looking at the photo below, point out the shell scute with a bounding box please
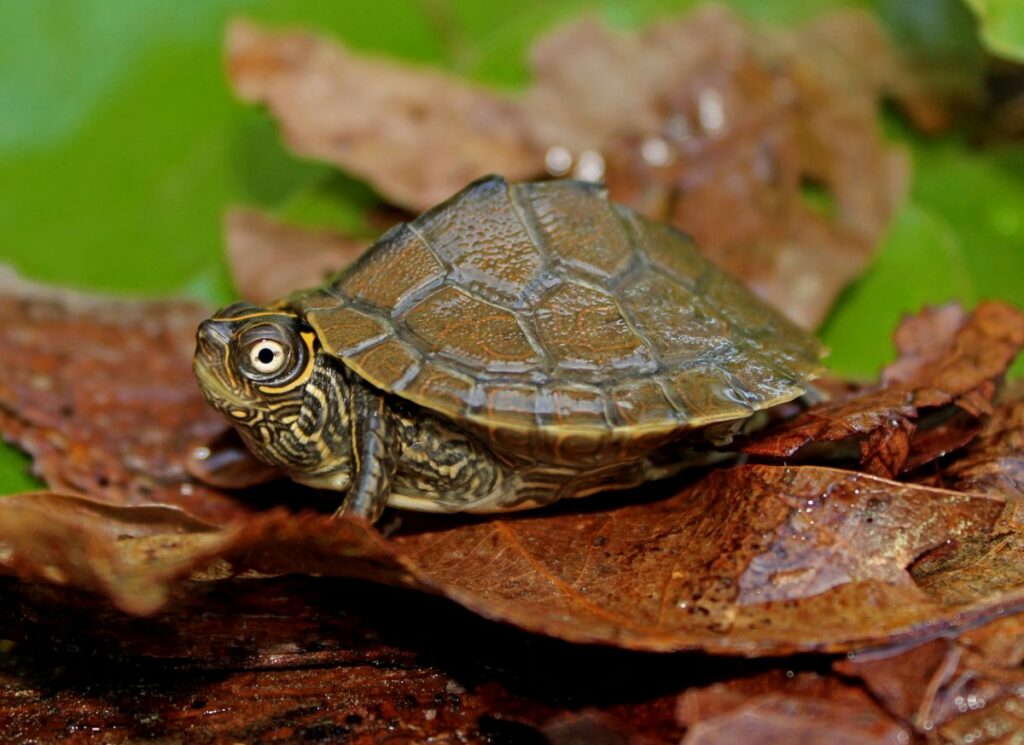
[305,305,389,356]
[631,215,709,289]
[519,180,634,280]
[620,270,732,359]
[346,337,421,391]
[546,383,608,428]
[609,378,682,428]
[402,366,477,416]
[534,281,654,378]
[415,175,544,306]
[667,365,755,425]
[338,223,445,310]
[403,285,541,374]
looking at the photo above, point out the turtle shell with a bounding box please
[287,176,824,463]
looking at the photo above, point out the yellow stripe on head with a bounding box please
[257,331,318,395]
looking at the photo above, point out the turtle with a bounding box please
[194,175,824,522]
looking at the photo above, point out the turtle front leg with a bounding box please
[336,383,397,523]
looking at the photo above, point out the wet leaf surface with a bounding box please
[834,612,1024,740]
[228,8,916,328]
[744,302,1024,477]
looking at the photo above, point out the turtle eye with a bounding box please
[248,339,286,374]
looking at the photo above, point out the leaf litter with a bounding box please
[3,5,1024,742]
[1,268,1023,739]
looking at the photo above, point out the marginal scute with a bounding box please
[403,285,540,373]
[306,306,390,356]
[346,337,420,391]
[546,383,608,428]
[609,378,680,428]
[338,223,445,310]
[416,175,544,306]
[668,365,755,425]
[518,180,633,280]
[402,365,477,418]
[483,383,541,427]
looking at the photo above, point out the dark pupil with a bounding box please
[257,347,277,364]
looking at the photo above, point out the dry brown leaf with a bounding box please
[226,208,368,305]
[227,20,544,212]
[0,493,224,615]
[835,612,1024,740]
[228,9,915,328]
[0,270,245,525]
[0,465,1011,653]
[1,283,1022,656]
[676,671,910,745]
[744,302,1024,477]
[919,396,1024,506]
[567,8,910,329]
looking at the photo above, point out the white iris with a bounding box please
[249,340,285,374]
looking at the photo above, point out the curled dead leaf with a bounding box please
[835,612,1024,740]
[744,302,1024,478]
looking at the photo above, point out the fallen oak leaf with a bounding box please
[226,208,368,305]
[227,20,544,213]
[743,302,1024,477]
[0,465,1011,654]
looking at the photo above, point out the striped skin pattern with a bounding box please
[194,177,824,519]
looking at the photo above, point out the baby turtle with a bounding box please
[194,176,824,521]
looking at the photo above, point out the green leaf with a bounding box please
[963,0,1024,61]
[0,444,39,495]
[821,138,1024,379]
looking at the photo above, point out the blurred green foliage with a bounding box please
[965,0,1024,61]
[1,0,1022,493]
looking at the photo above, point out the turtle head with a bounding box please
[193,302,354,487]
